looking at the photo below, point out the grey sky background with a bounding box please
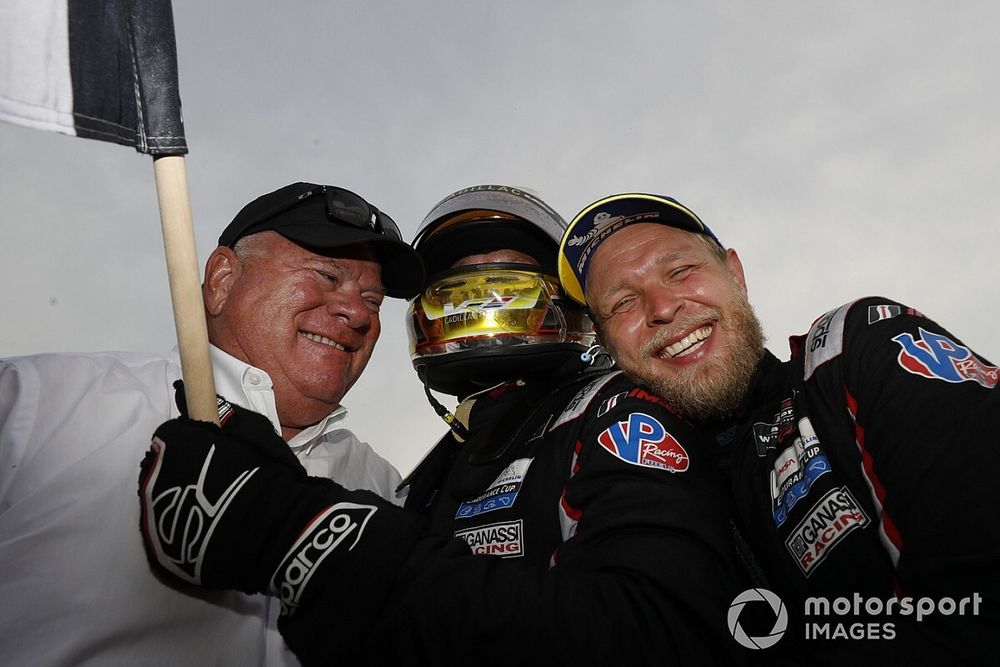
[2,1,998,475]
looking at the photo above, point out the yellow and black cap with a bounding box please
[557,193,721,305]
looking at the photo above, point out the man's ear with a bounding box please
[725,248,748,295]
[587,308,607,347]
[203,246,240,316]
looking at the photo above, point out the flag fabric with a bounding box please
[0,0,187,155]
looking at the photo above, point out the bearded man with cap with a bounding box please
[0,183,423,666]
[558,193,1000,664]
[135,185,753,666]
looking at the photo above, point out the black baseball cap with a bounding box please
[218,182,424,298]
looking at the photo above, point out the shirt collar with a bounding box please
[169,345,352,450]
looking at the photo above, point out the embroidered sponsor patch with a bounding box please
[868,304,923,324]
[753,396,796,456]
[770,417,831,527]
[455,519,524,558]
[597,413,689,472]
[568,210,664,274]
[597,387,677,419]
[867,304,901,324]
[456,458,532,519]
[773,446,800,490]
[596,391,628,418]
[893,328,998,389]
[785,486,869,576]
[551,371,621,429]
[803,303,851,380]
[215,396,235,426]
[272,502,378,616]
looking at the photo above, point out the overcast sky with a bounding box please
[2,1,998,475]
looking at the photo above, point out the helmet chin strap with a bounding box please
[418,367,471,441]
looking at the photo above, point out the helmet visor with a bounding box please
[408,265,594,357]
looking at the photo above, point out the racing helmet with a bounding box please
[407,185,596,396]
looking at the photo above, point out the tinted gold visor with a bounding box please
[407,265,594,357]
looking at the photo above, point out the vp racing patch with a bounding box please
[597,413,689,472]
[893,328,998,389]
[455,458,532,519]
[785,486,869,577]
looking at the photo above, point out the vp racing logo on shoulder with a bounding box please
[597,413,689,472]
[893,328,998,389]
[272,502,378,617]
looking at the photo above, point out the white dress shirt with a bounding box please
[0,346,401,666]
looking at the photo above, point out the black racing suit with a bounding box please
[280,367,752,665]
[710,297,1000,665]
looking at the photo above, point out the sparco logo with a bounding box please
[272,502,377,616]
[728,588,788,650]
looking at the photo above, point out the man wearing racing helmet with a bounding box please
[136,185,753,666]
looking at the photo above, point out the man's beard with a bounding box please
[617,287,765,423]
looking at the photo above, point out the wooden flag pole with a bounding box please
[152,155,219,424]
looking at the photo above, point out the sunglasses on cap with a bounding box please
[221,183,403,247]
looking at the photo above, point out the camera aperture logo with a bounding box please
[728,588,788,649]
[728,588,983,647]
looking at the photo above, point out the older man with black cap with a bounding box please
[0,182,423,666]
[556,192,1000,664]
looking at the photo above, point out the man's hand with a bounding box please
[138,383,365,597]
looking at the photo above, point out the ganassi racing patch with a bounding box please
[893,328,998,389]
[597,412,689,472]
[455,520,524,558]
[785,486,869,577]
[456,458,532,519]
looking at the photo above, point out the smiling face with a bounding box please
[204,232,384,438]
[585,223,765,421]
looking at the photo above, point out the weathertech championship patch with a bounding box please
[785,486,869,576]
[455,520,524,558]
